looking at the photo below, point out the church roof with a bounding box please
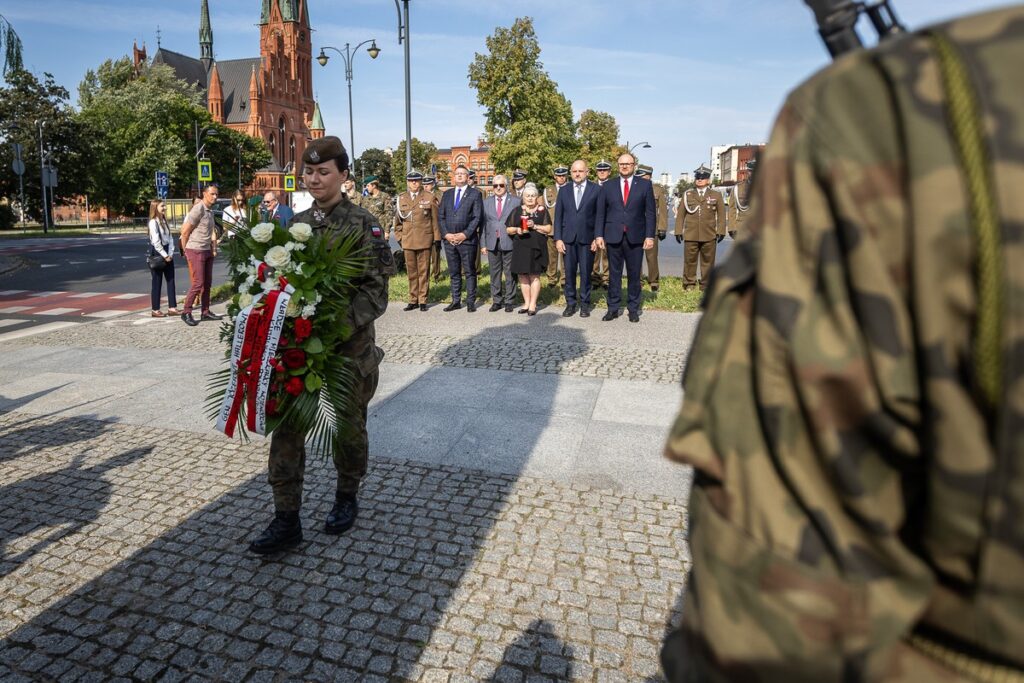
[310,101,324,130]
[152,48,207,90]
[216,58,262,124]
[261,0,299,24]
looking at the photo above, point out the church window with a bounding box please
[278,116,287,165]
[289,137,296,167]
[269,134,277,165]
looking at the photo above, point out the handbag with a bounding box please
[147,243,169,271]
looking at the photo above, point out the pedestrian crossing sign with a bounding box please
[197,160,213,182]
[284,175,296,192]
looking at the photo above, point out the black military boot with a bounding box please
[248,511,302,554]
[325,492,358,535]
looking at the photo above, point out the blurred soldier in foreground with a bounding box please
[662,5,1024,681]
[591,160,613,289]
[636,165,668,291]
[727,158,756,239]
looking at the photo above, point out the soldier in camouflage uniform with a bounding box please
[636,165,668,291]
[661,6,1024,681]
[362,176,395,239]
[249,136,396,555]
[591,160,613,289]
[543,166,568,288]
[424,176,446,282]
[342,177,364,209]
[674,166,724,291]
[727,158,756,239]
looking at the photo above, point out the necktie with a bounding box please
[495,196,503,238]
[575,184,582,209]
[622,178,630,206]
[454,188,462,209]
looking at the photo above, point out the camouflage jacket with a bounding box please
[664,6,1024,681]
[292,197,395,377]
[363,191,395,232]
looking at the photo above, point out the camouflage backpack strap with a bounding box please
[929,30,1004,409]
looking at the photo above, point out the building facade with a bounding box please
[709,144,733,181]
[132,0,325,199]
[718,143,765,184]
[432,139,493,187]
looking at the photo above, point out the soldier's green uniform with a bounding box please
[674,167,724,291]
[591,161,613,288]
[362,177,395,238]
[543,167,568,288]
[662,6,1024,681]
[637,165,668,290]
[726,160,755,239]
[424,177,446,282]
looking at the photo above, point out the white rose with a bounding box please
[238,292,254,309]
[284,241,296,251]
[285,298,301,318]
[293,263,304,276]
[264,245,291,269]
[251,223,275,243]
[301,303,317,318]
[289,223,313,242]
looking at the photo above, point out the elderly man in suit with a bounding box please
[437,165,485,312]
[594,153,656,323]
[554,159,600,318]
[481,174,520,312]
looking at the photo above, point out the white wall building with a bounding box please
[710,145,734,180]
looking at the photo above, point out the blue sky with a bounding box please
[5,0,1009,178]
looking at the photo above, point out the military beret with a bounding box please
[363,175,379,185]
[595,161,612,171]
[423,176,436,185]
[512,169,527,180]
[302,136,348,167]
[553,166,568,176]
[406,170,423,181]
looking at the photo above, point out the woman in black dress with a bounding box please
[506,184,551,315]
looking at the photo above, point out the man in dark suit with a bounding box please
[481,174,520,312]
[554,159,600,318]
[437,165,484,312]
[594,153,656,322]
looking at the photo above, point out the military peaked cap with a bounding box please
[595,160,612,171]
[302,136,348,168]
[406,170,423,181]
[423,176,436,185]
[553,166,568,176]
[468,169,477,178]
[512,169,527,180]
[636,165,653,177]
[694,167,712,180]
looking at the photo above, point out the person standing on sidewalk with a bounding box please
[393,170,439,312]
[591,160,613,290]
[636,165,668,291]
[179,184,223,326]
[146,200,178,318]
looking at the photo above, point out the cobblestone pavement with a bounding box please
[0,412,687,682]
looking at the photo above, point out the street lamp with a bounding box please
[626,141,652,155]
[317,40,380,181]
[393,0,413,173]
[34,119,48,233]
[194,122,219,196]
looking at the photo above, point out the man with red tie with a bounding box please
[594,153,656,322]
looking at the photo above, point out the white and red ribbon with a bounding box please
[216,270,295,437]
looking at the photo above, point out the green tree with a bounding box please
[389,137,438,192]
[577,109,625,169]
[0,68,88,223]
[355,148,394,194]
[674,178,696,197]
[467,17,578,185]
[0,14,23,76]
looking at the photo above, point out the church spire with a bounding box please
[199,0,213,70]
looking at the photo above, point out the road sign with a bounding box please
[197,160,212,182]
[12,143,23,160]
[11,159,24,176]
[157,186,169,199]
[430,163,437,176]
[155,170,169,188]
[44,167,58,188]
[284,175,296,192]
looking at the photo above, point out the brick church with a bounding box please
[132,0,325,198]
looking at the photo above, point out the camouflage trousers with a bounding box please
[267,367,380,512]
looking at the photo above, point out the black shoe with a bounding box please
[580,306,591,318]
[248,511,302,555]
[650,284,659,292]
[518,308,529,314]
[420,304,428,312]
[467,303,477,313]
[504,305,515,313]
[561,305,577,318]
[601,310,620,322]
[325,493,358,535]
[403,303,418,311]
[201,312,224,321]
[488,303,502,312]
[628,312,640,323]
[181,312,199,327]
[443,302,462,312]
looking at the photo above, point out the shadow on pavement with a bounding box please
[486,619,575,682]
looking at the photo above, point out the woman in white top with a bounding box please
[222,190,248,238]
[147,200,178,317]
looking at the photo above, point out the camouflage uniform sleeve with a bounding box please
[665,51,941,680]
[345,209,395,334]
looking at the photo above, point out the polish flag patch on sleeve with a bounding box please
[371,226,383,238]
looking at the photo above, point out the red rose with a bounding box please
[279,335,291,347]
[285,377,304,396]
[294,317,313,341]
[266,398,279,416]
[282,349,306,369]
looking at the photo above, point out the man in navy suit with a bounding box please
[437,165,484,312]
[594,153,656,322]
[554,159,600,318]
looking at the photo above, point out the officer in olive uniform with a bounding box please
[727,158,756,239]
[510,169,528,199]
[543,166,569,288]
[424,176,445,282]
[394,170,440,311]
[674,167,724,290]
[249,136,396,555]
[591,160,613,289]
[363,176,395,239]
[636,165,669,291]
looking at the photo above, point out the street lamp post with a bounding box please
[35,119,47,233]
[626,141,652,155]
[393,0,412,173]
[236,143,243,190]
[194,121,218,197]
[317,40,380,182]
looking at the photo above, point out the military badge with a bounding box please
[309,149,320,163]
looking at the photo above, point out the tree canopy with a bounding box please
[356,148,394,194]
[0,14,23,77]
[577,109,626,170]
[389,138,439,191]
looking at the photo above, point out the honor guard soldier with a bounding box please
[510,169,528,198]
[674,166,724,290]
[362,176,395,239]
[636,165,669,291]
[249,136,396,555]
[423,176,445,282]
[394,170,440,312]
[727,158,756,239]
[591,160,613,289]
[543,166,569,288]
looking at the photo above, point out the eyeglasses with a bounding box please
[618,162,634,167]
[493,183,506,188]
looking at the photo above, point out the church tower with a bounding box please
[199,0,213,70]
